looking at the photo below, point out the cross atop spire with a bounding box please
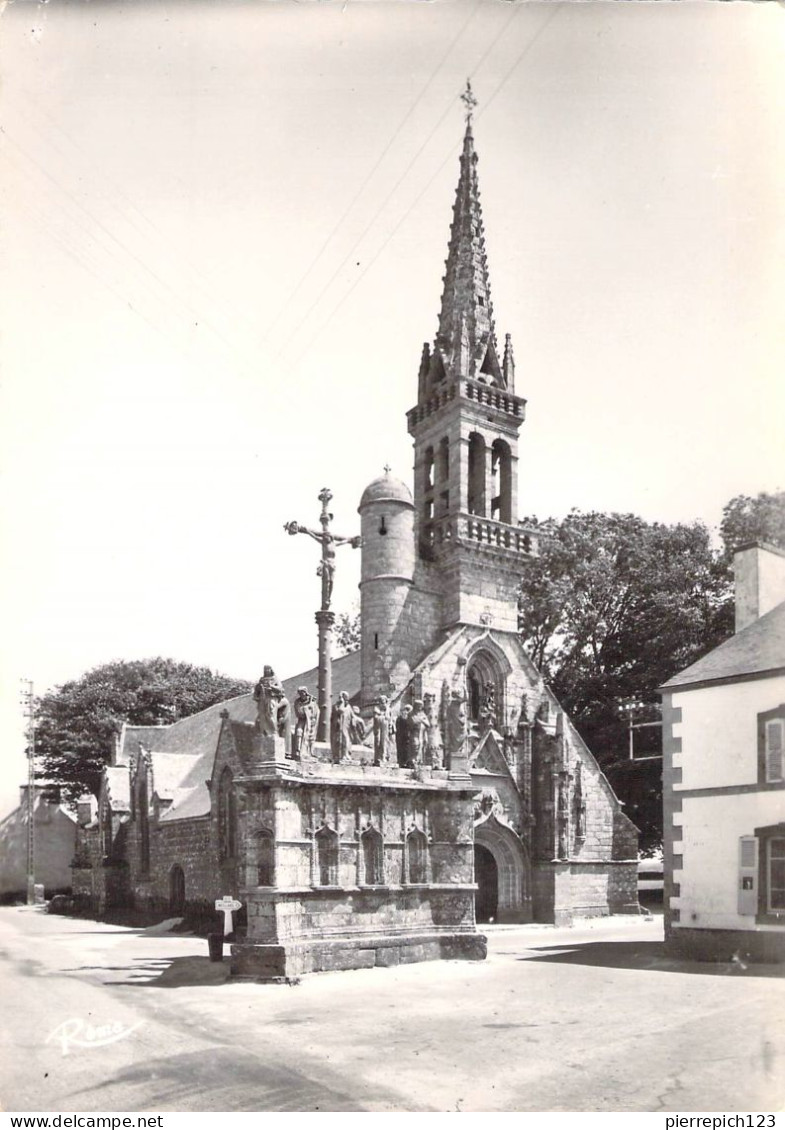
[429,83,503,387]
[460,78,477,125]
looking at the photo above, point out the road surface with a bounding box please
[0,907,782,1112]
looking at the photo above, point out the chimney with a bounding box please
[733,541,785,633]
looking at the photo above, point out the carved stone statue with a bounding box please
[409,699,430,765]
[474,788,503,822]
[372,695,393,766]
[254,666,290,738]
[292,686,318,759]
[478,684,496,734]
[423,692,443,768]
[330,691,354,762]
[516,692,530,738]
[445,689,467,757]
[349,706,367,747]
[396,704,413,768]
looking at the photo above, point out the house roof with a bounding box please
[661,599,785,691]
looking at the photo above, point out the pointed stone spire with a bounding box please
[433,81,502,386]
[502,333,515,392]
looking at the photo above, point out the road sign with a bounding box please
[215,896,242,935]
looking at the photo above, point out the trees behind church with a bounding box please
[518,490,785,849]
[36,658,252,804]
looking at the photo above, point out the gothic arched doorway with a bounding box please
[474,844,498,923]
[474,815,531,923]
[169,864,186,915]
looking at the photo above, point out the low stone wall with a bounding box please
[231,929,487,981]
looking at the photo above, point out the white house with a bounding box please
[661,542,785,962]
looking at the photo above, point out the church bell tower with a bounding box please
[407,83,538,633]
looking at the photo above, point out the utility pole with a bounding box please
[20,679,36,904]
[617,696,663,761]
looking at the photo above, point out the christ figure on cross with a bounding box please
[284,488,360,611]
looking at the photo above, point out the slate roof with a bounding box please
[149,751,202,801]
[661,599,785,691]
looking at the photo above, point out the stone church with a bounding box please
[73,97,638,979]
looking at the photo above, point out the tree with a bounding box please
[518,511,733,850]
[335,605,361,656]
[36,658,252,803]
[719,491,785,561]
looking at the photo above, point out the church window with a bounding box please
[491,440,512,524]
[466,651,502,725]
[424,447,434,492]
[379,516,387,536]
[169,864,186,914]
[468,433,486,516]
[315,825,339,886]
[256,828,274,887]
[101,803,113,858]
[138,777,150,875]
[438,436,449,483]
[361,827,384,885]
[374,633,379,650]
[468,670,483,722]
[407,828,428,884]
[218,767,237,862]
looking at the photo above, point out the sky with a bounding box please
[0,0,783,818]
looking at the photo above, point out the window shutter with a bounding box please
[765,720,784,782]
[738,835,758,915]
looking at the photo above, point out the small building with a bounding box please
[0,786,76,900]
[661,541,785,962]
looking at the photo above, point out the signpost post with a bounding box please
[214,896,242,938]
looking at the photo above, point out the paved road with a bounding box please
[0,907,783,1112]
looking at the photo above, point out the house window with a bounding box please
[753,822,785,923]
[757,706,785,784]
[767,838,785,913]
[765,720,784,782]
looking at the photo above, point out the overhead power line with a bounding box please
[288,4,561,372]
[275,2,526,366]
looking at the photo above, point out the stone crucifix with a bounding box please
[284,488,361,742]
